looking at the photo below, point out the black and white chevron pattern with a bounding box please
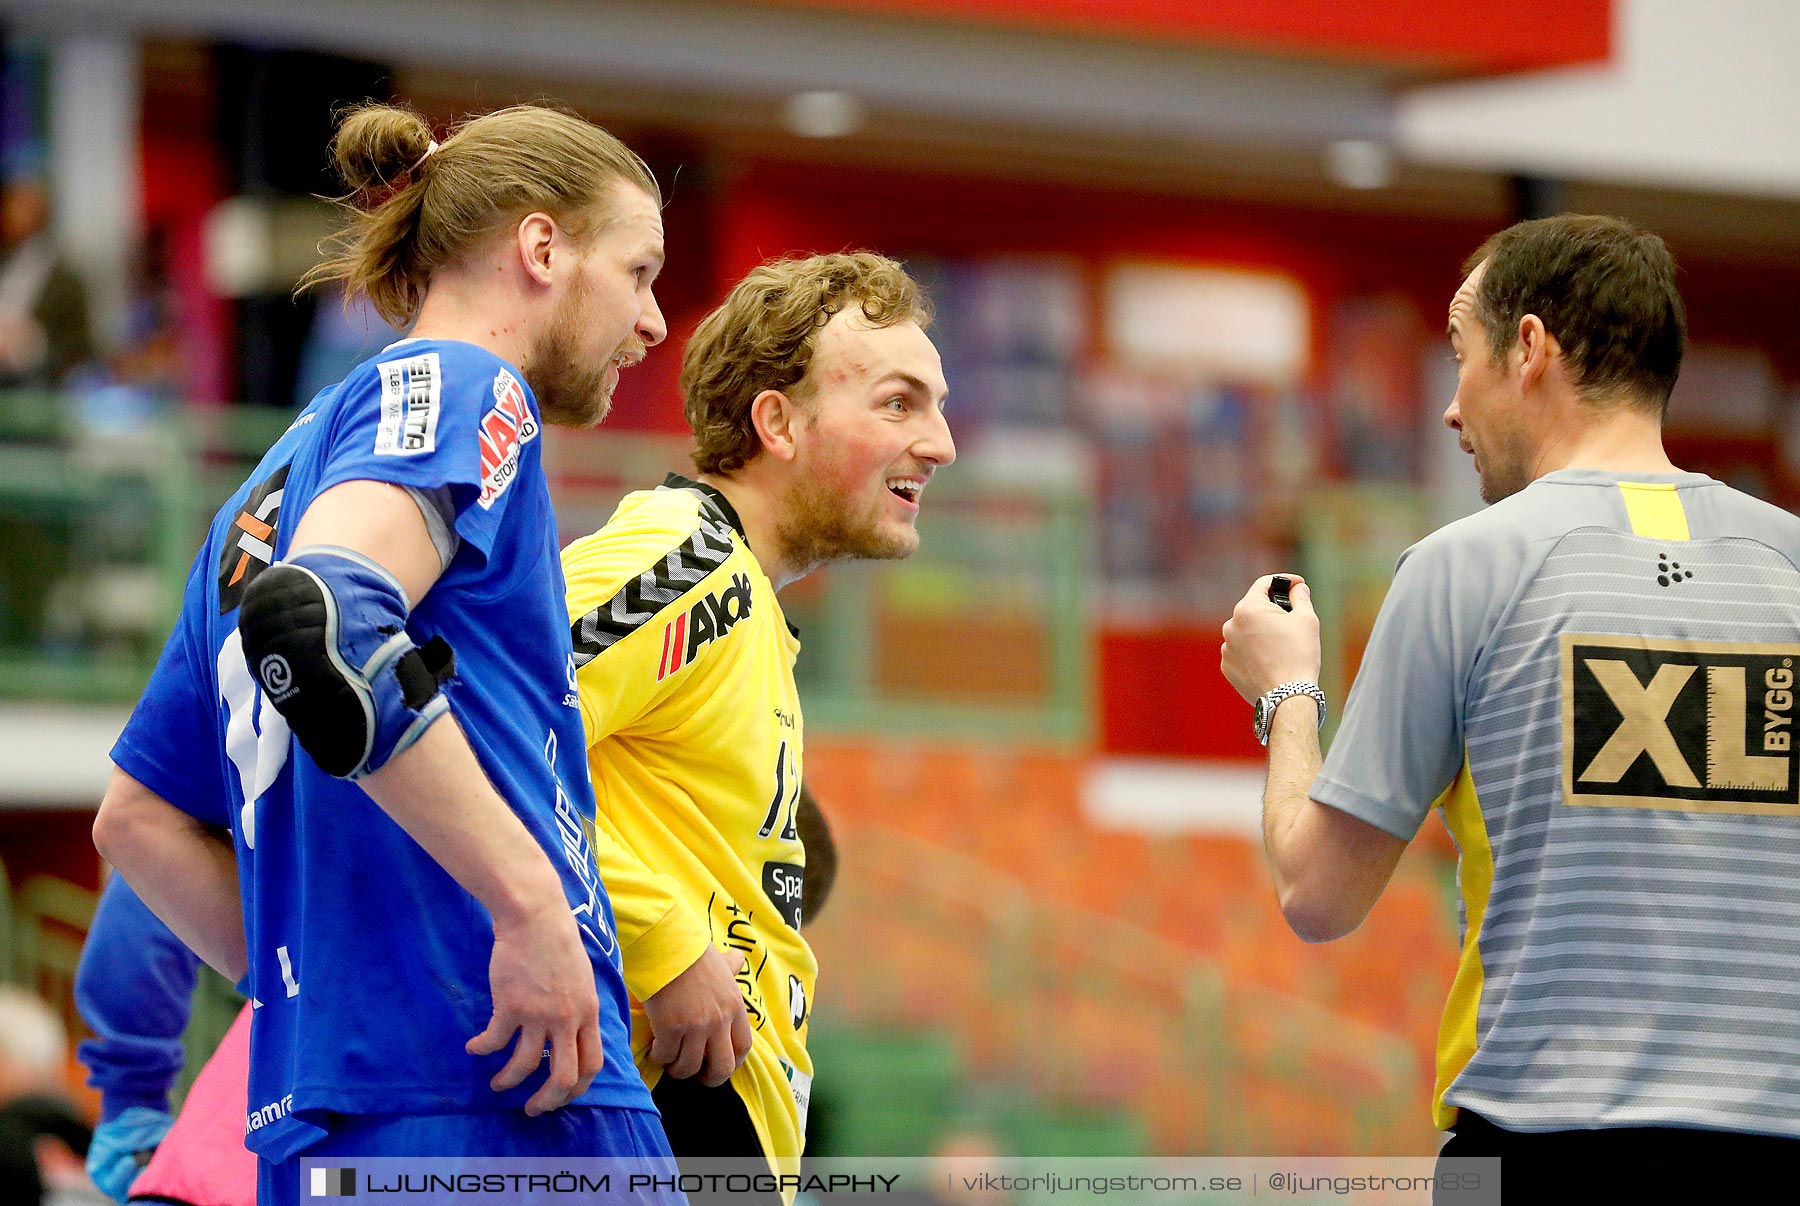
[570,510,736,667]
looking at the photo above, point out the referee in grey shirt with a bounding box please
[1222,215,1800,1199]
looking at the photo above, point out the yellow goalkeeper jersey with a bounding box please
[563,474,814,1169]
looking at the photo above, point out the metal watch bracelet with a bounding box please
[1254,680,1327,746]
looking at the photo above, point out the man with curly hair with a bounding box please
[564,252,955,1193]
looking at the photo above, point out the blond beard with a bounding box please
[525,273,613,429]
[772,471,917,576]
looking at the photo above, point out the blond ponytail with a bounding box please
[300,102,658,328]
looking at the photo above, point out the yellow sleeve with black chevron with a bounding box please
[563,486,739,1000]
[564,477,817,1168]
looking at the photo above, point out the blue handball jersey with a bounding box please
[110,340,651,1162]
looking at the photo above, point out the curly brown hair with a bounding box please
[299,102,659,328]
[680,252,931,474]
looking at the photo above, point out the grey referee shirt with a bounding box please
[1314,468,1800,1136]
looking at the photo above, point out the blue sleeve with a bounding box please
[74,878,201,1121]
[110,555,230,828]
[311,346,541,566]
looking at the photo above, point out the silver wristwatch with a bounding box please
[1253,680,1327,746]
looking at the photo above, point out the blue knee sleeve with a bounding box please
[239,546,454,780]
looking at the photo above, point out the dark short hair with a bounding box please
[1464,214,1685,412]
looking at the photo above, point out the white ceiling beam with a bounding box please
[1,0,1394,148]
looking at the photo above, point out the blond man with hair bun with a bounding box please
[564,251,954,1199]
[94,101,678,1203]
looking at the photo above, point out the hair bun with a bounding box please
[330,103,435,196]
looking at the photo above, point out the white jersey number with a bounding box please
[216,627,292,850]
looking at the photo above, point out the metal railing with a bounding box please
[0,398,1093,745]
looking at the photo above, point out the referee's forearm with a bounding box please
[1261,697,1323,867]
[1261,697,1331,935]
[1258,700,1407,943]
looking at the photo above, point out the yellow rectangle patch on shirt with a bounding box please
[1618,482,1690,541]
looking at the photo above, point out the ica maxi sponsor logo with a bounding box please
[477,369,540,510]
[781,1060,813,1133]
[1563,633,1799,814]
[657,572,753,680]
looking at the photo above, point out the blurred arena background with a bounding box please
[0,0,1796,1177]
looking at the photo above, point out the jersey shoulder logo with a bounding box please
[373,352,441,457]
[657,572,753,681]
[1563,632,1798,814]
[477,369,540,510]
[569,517,736,668]
[216,463,290,614]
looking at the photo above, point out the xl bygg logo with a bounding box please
[1562,633,1798,814]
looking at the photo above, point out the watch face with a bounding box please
[1254,696,1273,739]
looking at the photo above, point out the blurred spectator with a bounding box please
[75,877,198,1201]
[292,286,400,408]
[75,875,256,1205]
[0,151,95,389]
[0,986,96,1205]
[0,153,110,654]
[65,233,185,436]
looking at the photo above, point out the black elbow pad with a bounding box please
[238,547,453,779]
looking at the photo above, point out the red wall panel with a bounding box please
[749,0,1612,73]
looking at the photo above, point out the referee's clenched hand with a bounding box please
[1220,574,1322,705]
[644,945,754,1087]
[466,895,606,1117]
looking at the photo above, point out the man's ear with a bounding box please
[750,389,803,463]
[1516,313,1559,392]
[514,212,558,288]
